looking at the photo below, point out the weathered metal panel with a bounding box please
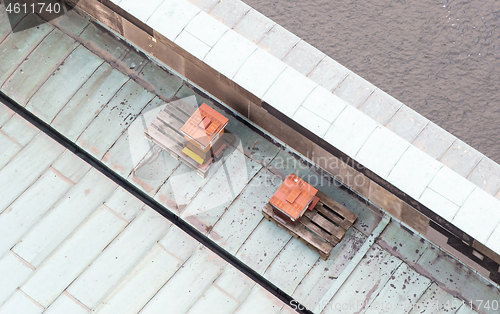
[25,46,104,123]
[0,290,43,314]
[292,228,366,310]
[0,168,73,258]
[1,29,78,105]
[209,198,263,255]
[51,150,92,183]
[233,285,283,314]
[363,263,431,314]
[128,145,180,196]
[102,98,163,178]
[21,206,127,307]
[408,283,462,314]
[235,219,291,275]
[0,131,22,170]
[51,63,128,141]
[1,114,39,146]
[67,207,170,309]
[186,285,240,314]
[93,244,182,314]
[0,252,34,306]
[215,266,255,302]
[104,187,144,222]
[0,134,64,212]
[140,247,227,314]
[323,245,402,314]
[158,226,200,261]
[43,293,89,314]
[0,14,52,85]
[264,238,319,295]
[181,148,261,233]
[77,79,154,159]
[11,169,116,267]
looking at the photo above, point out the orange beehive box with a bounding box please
[269,173,318,224]
[180,103,229,150]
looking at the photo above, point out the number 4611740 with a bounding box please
[6,1,62,14]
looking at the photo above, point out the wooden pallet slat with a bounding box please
[262,191,358,261]
[316,190,358,225]
[314,203,352,231]
[303,210,345,242]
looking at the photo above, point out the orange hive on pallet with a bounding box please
[180,103,229,166]
[269,173,319,225]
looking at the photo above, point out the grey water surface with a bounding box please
[244,0,500,163]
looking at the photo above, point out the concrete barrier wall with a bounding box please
[68,0,500,285]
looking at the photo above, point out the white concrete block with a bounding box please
[307,57,350,92]
[332,72,376,108]
[323,105,379,158]
[282,40,325,76]
[208,0,250,28]
[387,145,443,200]
[301,86,348,124]
[359,88,402,125]
[175,30,211,60]
[0,131,22,170]
[67,207,170,309]
[453,188,500,243]
[355,125,410,178]
[147,0,200,41]
[233,9,275,43]
[428,166,476,206]
[419,188,460,221]
[118,0,165,23]
[186,0,219,12]
[93,245,181,314]
[0,290,43,314]
[184,11,229,47]
[0,252,34,306]
[262,67,317,117]
[292,106,331,137]
[21,207,127,307]
[233,48,287,99]
[204,29,257,79]
[257,24,300,60]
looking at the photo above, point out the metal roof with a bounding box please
[0,5,496,314]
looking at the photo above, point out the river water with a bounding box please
[243,0,500,163]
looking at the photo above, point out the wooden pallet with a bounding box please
[262,190,357,260]
[144,101,236,178]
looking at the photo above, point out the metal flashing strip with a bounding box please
[317,214,391,313]
[0,91,313,314]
